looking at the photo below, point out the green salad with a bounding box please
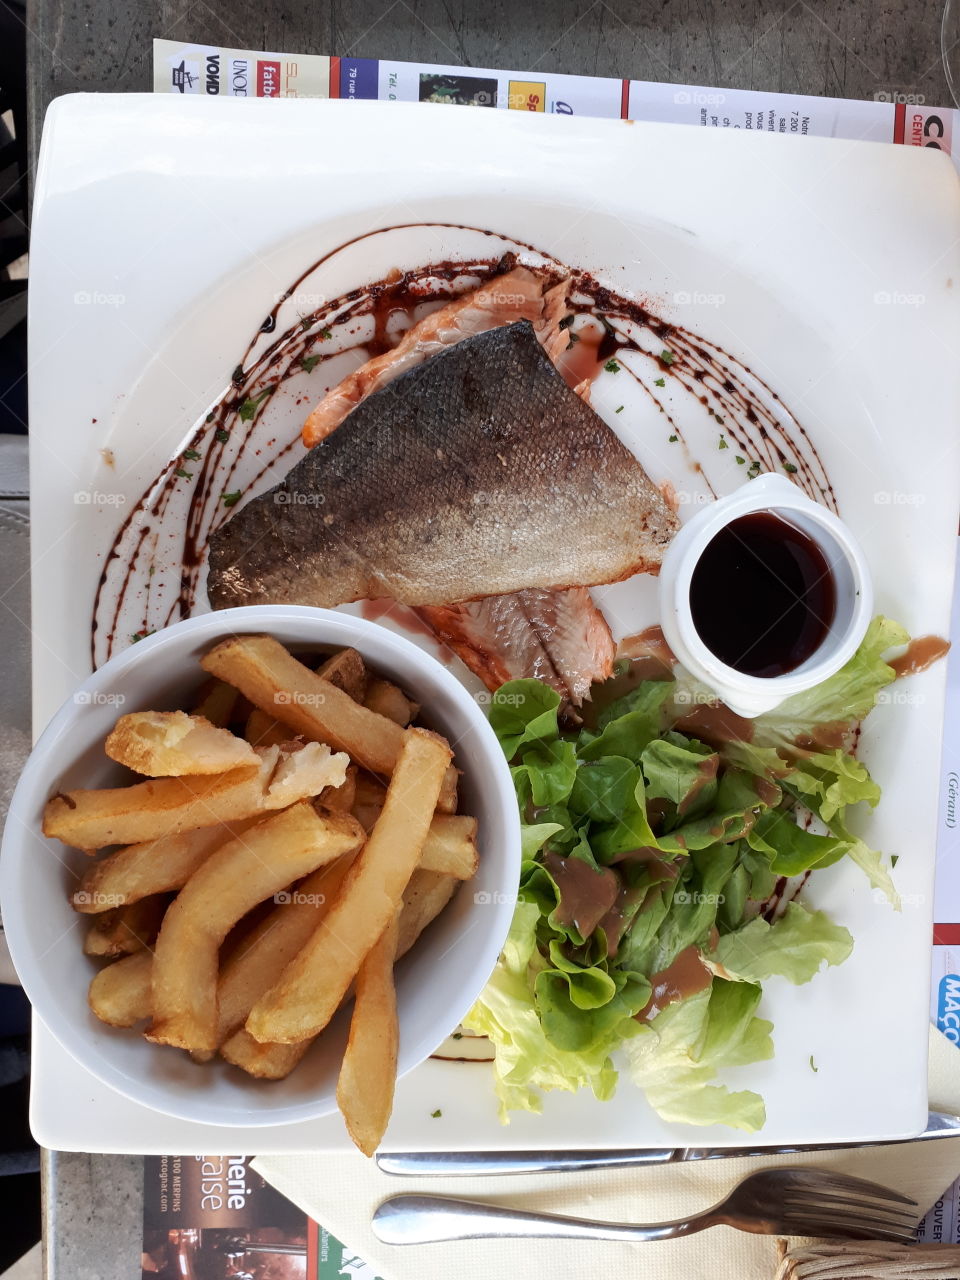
[465,616,909,1131]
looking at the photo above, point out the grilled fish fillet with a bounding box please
[207,319,678,611]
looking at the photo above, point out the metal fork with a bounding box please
[372,1168,918,1246]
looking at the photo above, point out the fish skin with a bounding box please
[207,320,679,611]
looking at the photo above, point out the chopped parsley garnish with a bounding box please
[718,436,728,450]
[654,377,666,388]
[558,314,575,330]
[130,630,154,644]
[615,405,624,414]
[660,349,676,365]
[231,364,245,385]
[300,316,312,331]
[301,354,323,373]
[809,1055,819,1073]
[452,1031,463,1040]
[784,462,798,474]
[238,386,276,421]
[604,359,620,373]
[668,434,678,442]
[215,428,230,444]
[748,460,762,476]
[735,455,746,465]
[318,327,333,340]
[174,467,193,480]
[183,448,201,461]
[222,491,242,507]
[430,1109,442,1118]
[205,412,215,423]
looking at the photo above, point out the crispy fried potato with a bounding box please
[353,773,387,808]
[215,851,360,1046]
[88,952,153,1027]
[317,765,357,814]
[437,763,459,814]
[72,819,261,914]
[191,678,240,728]
[350,808,477,878]
[397,870,459,957]
[363,678,418,727]
[317,648,368,701]
[83,895,169,957]
[145,803,364,1052]
[420,815,478,879]
[200,635,409,776]
[105,711,258,777]
[244,708,295,750]
[220,1028,311,1080]
[337,912,400,1155]
[246,728,453,1045]
[44,741,347,851]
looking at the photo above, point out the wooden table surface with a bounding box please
[20,1,956,1277]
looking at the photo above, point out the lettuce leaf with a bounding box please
[490,679,562,759]
[623,980,772,1131]
[710,901,853,984]
[463,902,642,1118]
[750,616,908,751]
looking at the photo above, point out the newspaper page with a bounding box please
[151,36,960,1247]
[141,1155,382,1278]
[154,41,957,166]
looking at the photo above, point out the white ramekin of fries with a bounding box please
[0,606,519,1148]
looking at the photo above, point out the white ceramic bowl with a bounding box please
[659,474,873,717]
[0,606,520,1128]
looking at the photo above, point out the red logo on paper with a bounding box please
[257,61,281,97]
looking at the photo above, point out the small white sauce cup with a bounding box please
[658,473,873,718]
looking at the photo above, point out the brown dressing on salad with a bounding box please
[543,851,620,940]
[636,945,712,1023]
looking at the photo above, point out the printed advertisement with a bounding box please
[141,1155,383,1279]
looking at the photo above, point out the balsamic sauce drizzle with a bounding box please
[91,223,835,667]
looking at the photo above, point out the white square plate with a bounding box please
[23,93,960,1153]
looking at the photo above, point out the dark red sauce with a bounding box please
[689,512,836,678]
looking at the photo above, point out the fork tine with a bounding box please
[780,1212,917,1244]
[783,1191,918,1225]
[790,1171,917,1207]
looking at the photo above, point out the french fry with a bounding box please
[88,952,153,1027]
[71,819,260,914]
[336,912,400,1155]
[419,816,478,879]
[316,647,368,701]
[214,851,360,1046]
[397,870,459,957]
[437,763,459,814]
[318,766,357,814]
[244,708,293,750]
[350,808,477,877]
[353,773,387,808]
[363,678,418,727]
[83,895,168,957]
[105,711,259,777]
[145,803,364,1052]
[220,1028,311,1080]
[191,678,240,728]
[200,635,410,776]
[242,648,369,748]
[43,741,347,851]
[246,728,453,1045]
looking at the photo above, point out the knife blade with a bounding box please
[376,1110,960,1176]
